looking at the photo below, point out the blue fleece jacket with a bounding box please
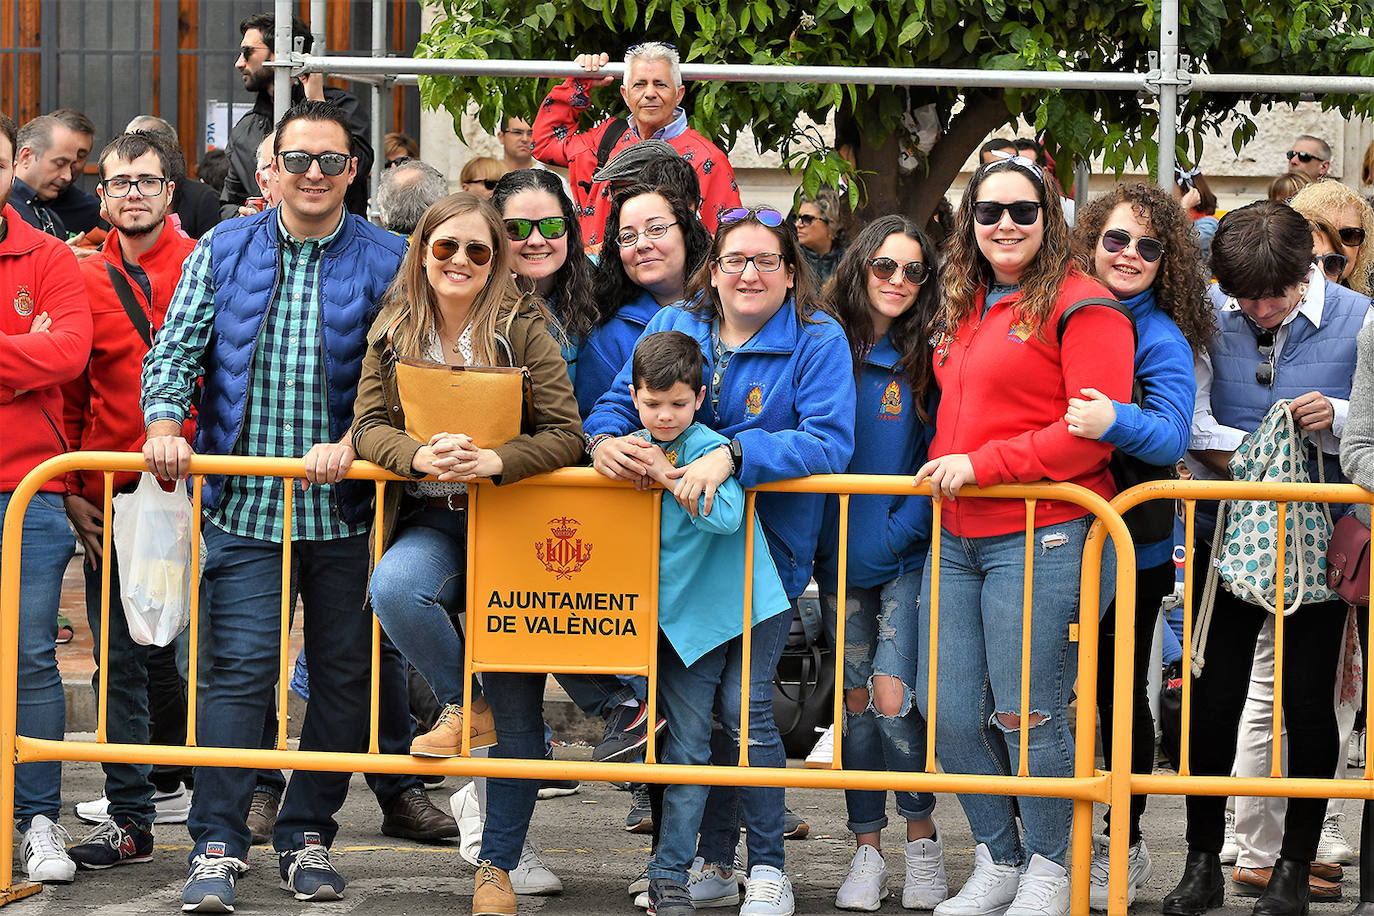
[813,333,933,592]
[1099,287,1196,568]
[573,289,662,418]
[584,301,856,598]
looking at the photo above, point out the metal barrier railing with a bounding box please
[1,452,1135,910]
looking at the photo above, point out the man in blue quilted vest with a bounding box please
[140,100,440,913]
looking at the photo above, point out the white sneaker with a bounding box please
[1005,854,1068,916]
[1351,729,1367,768]
[904,830,949,909]
[805,724,834,768]
[836,844,888,911]
[1087,834,1152,910]
[933,844,1020,916]
[688,856,740,908]
[21,815,76,884]
[450,781,483,867]
[510,839,562,895]
[74,782,193,825]
[740,865,795,916]
[1317,811,1357,865]
[1219,809,1239,865]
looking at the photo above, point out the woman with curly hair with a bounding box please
[914,157,1134,916]
[1068,182,1210,907]
[1290,180,1374,296]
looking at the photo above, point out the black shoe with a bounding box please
[1252,858,1311,915]
[595,701,667,763]
[69,817,153,869]
[1163,850,1225,916]
[648,876,695,916]
[381,786,459,842]
[625,784,654,833]
[782,807,808,840]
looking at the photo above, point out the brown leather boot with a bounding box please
[410,697,498,757]
[472,860,517,915]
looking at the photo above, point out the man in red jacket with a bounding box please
[532,41,741,251]
[0,111,93,885]
[59,131,198,870]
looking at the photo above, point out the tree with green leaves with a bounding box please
[417,0,1374,227]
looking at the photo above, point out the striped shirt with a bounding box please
[142,211,364,543]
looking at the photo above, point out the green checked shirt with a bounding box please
[142,211,366,544]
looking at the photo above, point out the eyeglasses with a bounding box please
[972,200,1042,226]
[715,252,784,273]
[796,213,829,227]
[501,127,533,139]
[867,257,930,285]
[1255,328,1276,387]
[464,179,500,191]
[505,217,569,241]
[100,176,167,198]
[1316,252,1349,279]
[1100,227,1164,263]
[1339,226,1367,247]
[428,238,493,266]
[719,207,785,228]
[1286,150,1327,164]
[616,221,678,248]
[238,44,268,61]
[278,150,351,176]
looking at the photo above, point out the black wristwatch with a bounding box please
[727,438,743,477]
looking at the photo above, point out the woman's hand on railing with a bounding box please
[591,435,655,487]
[915,454,977,501]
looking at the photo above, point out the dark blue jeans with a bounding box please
[478,672,548,870]
[186,522,414,862]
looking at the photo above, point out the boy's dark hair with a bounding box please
[632,330,703,392]
[274,100,354,155]
[0,114,16,159]
[240,12,313,53]
[1211,200,1314,300]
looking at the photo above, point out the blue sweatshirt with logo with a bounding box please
[573,289,662,418]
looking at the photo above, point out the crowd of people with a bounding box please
[5,14,1374,916]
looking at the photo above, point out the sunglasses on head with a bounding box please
[504,216,569,241]
[972,200,1042,226]
[465,178,500,191]
[1100,227,1164,263]
[1317,252,1349,279]
[1339,226,1367,247]
[1287,150,1327,164]
[427,238,493,266]
[278,150,351,176]
[796,213,828,227]
[720,207,785,228]
[867,257,930,285]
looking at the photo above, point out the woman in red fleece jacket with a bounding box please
[912,156,1134,916]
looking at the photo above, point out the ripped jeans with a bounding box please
[822,571,935,834]
[916,516,1096,866]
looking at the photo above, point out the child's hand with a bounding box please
[1065,387,1117,440]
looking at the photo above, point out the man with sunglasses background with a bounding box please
[219,11,373,221]
[142,100,450,913]
[1288,135,1333,182]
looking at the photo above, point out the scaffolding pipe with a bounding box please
[272,0,292,126]
[1156,0,1179,190]
[370,0,385,213]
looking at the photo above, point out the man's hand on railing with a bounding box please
[915,453,978,501]
[301,438,356,490]
[143,420,194,481]
[63,493,105,566]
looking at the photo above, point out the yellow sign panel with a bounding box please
[467,482,658,673]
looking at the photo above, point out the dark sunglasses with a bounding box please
[1339,226,1367,247]
[1100,228,1164,263]
[1286,150,1327,164]
[428,238,493,266]
[278,150,351,176]
[720,207,785,228]
[1255,328,1276,387]
[464,178,500,191]
[1317,252,1349,279]
[867,257,930,285]
[972,200,1042,226]
[504,217,569,241]
[796,213,829,227]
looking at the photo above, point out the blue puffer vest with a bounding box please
[198,210,406,524]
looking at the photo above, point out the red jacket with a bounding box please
[929,271,1134,537]
[0,204,92,492]
[533,78,741,250]
[61,218,197,502]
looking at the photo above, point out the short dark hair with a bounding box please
[239,12,313,54]
[1211,201,1314,300]
[0,114,16,160]
[636,156,701,209]
[980,138,1015,158]
[197,147,229,193]
[632,330,703,392]
[97,131,175,180]
[1013,138,1045,163]
[274,100,354,156]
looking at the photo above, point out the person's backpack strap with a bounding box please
[1056,296,1138,350]
[577,117,631,194]
[106,262,153,348]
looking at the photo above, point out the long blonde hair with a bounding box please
[1290,181,1374,297]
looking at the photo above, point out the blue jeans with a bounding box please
[187,522,413,861]
[822,572,935,834]
[556,673,641,715]
[694,603,794,873]
[916,516,1095,866]
[82,540,156,828]
[1,491,73,827]
[478,672,548,870]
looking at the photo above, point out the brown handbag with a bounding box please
[394,355,532,449]
[1327,513,1372,606]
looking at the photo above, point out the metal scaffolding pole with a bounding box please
[1156,0,1179,191]
[272,0,292,126]
[370,0,385,212]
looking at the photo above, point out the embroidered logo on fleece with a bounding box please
[1007,322,1034,343]
[13,286,33,317]
[878,379,903,419]
[746,385,763,415]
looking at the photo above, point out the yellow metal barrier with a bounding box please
[1,452,1136,911]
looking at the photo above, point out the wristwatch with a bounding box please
[727,438,743,476]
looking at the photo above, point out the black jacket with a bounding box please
[175,177,222,239]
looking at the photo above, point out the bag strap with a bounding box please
[1056,296,1139,351]
[1191,504,1227,677]
[578,118,631,194]
[106,262,153,348]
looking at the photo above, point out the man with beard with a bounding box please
[219,12,372,220]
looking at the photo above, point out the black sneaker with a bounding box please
[625,784,654,833]
[595,702,668,763]
[69,817,153,869]
[648,876,695,916]
[782,807,808,840]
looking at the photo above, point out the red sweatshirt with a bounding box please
[929,271,1134,537]
[0,204,92,492]
[61,218,197,502]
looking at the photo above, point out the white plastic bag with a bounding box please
[111,473,194,646]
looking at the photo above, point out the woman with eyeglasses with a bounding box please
[351,192,583,911]
[1290,181,1374,296]
[585,206,855,916]
[1067,182,1211,907]
[813,216,947,911]
[794,187,847,282]
[460,156,508,201]
[913,156,1134,916]
[1166,200,1369,916]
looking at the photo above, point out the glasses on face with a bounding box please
[616,221,678,249]
[501,128,533,139]
[1316,252,1349,279]
[720,207,785,228]
[1287,150,1327,164]
[867,257,929,285]
[504,216,569,241]
[428,238,493,266]
[100,176,167,198]
[278,150,351,176]
[464,179,500,191]
[796,213,828,228]
[238,44,267,61]
[972,200,1042,226]
[715,252,784,274]
[1100,227,1164,263]
[1339,226,1367,247]
[1255,328,1276,387]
